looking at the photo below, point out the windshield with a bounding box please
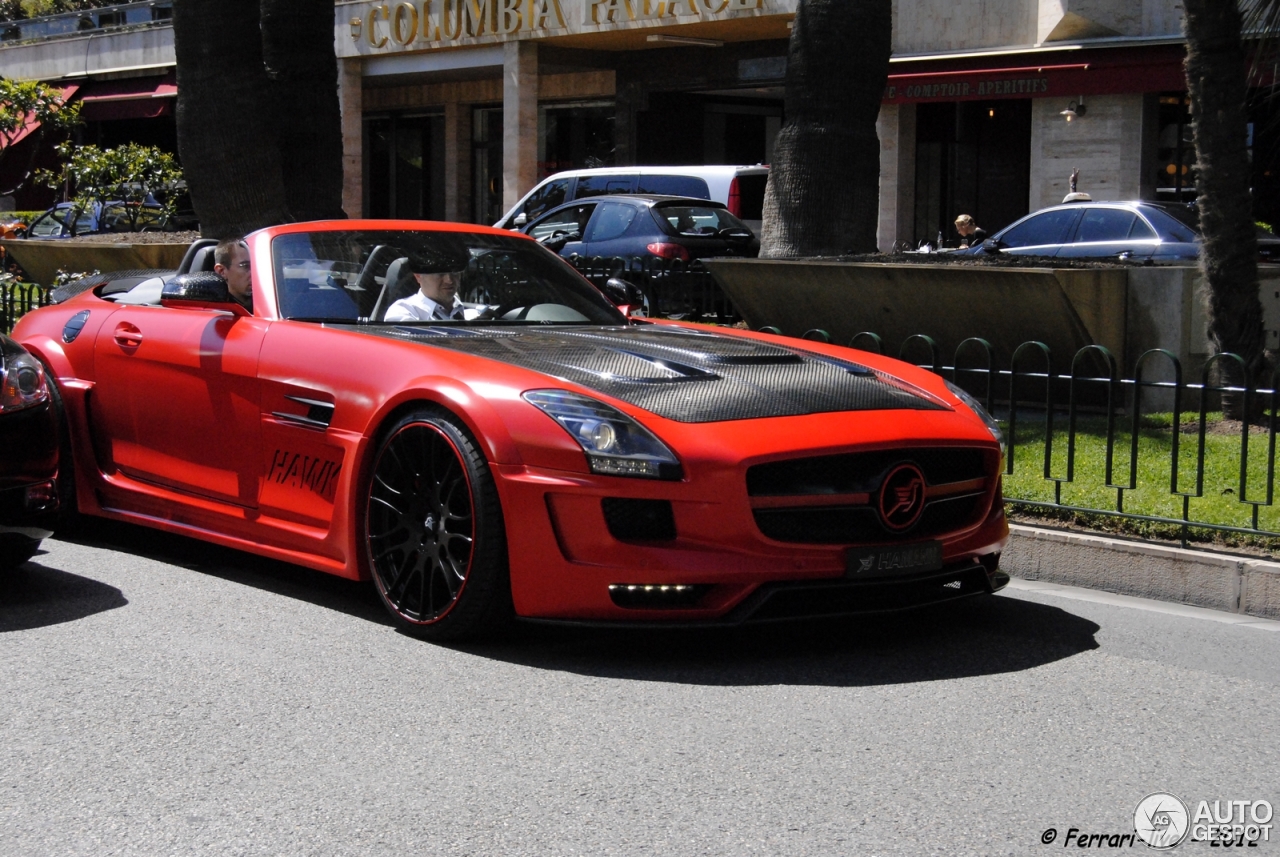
[270,229,626,325]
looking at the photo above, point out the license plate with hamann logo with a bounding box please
[846,541,943,578]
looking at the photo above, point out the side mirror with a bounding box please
[514,212,528,227]
[981,238,1002,254]
[602,277,647,315]
[160,272,249,315]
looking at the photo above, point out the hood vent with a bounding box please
[350,324,945,423]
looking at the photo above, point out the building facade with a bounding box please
[4,0,1277,249]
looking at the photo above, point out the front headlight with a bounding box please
[523,390,683,480]
[0,350,50,414]
[945,380,1005,455]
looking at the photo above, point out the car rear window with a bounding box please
[1143,207,1199,243]
[735,173,768,220]
[636,175,709,198]
[576,175,636,197]
[654,204,749,237]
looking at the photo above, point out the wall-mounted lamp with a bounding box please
[1060,99,1087,122]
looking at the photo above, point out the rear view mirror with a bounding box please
[981,238,1002,254]
[514,212,528,227]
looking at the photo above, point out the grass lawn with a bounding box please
[1000,411,1280,552]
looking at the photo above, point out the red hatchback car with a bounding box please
[12,221,1008,639]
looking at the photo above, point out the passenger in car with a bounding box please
[212,239,253,313]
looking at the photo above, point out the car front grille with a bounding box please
[746,447,992,544]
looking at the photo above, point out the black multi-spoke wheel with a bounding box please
[364,407,511,640]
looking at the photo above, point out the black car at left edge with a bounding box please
[0,332,59,570]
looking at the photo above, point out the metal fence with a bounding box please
[0,279,50,334]
[567,256,741,323]
[765,326,1280,547]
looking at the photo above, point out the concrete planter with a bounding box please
[0,238,189,287]
[705,259,1280,410]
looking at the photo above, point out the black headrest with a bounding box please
[177,238,219,274]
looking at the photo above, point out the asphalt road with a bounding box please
[2,519,1277,856]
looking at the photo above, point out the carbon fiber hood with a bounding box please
[345,323,947,423]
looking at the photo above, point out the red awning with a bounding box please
[882,45,1188,104]
[4,83,80,146]
[79,73,176,121]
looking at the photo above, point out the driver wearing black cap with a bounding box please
[384,246,473,322]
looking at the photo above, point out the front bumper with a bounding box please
[0,481,58,540]
[0,402,60,540]
[494,458,1009,623]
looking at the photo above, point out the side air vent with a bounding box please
[602,497,676,541]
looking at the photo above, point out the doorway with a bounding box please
[364,113,446,220]
[914,100,1031,247]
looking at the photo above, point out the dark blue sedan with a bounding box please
[522,194,759,262]
[961,200,1280,263]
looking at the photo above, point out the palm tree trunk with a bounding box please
[173,0,290,238]
[1184,0,1266,418]
[261,0,346,222]
[759,0,891,258]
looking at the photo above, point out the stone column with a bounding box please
[876,103,916,251]
[338,57,364,219]
[502,40,538,211]
[444,99,473,223]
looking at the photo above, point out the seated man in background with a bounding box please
[384,252,477,321]
[213,239,252,312]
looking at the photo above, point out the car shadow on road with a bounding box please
[52,517,391,627]
[0,557,129,632]
[46,519,1098,687]
[460,594,1101,688]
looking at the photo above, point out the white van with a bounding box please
[495,164,770,234]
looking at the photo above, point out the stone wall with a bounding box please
[1029,94,1153,210]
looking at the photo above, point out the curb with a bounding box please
[1002,524,1280,621]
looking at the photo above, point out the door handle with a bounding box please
[113,322,143,348]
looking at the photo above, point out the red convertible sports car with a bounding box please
[12,220,1008,639]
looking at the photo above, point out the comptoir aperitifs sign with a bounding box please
[342,0,772,50]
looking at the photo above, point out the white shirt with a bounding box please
[384,290,475,322]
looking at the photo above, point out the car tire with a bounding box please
[364,406,512,641]
[0,535,40,571]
